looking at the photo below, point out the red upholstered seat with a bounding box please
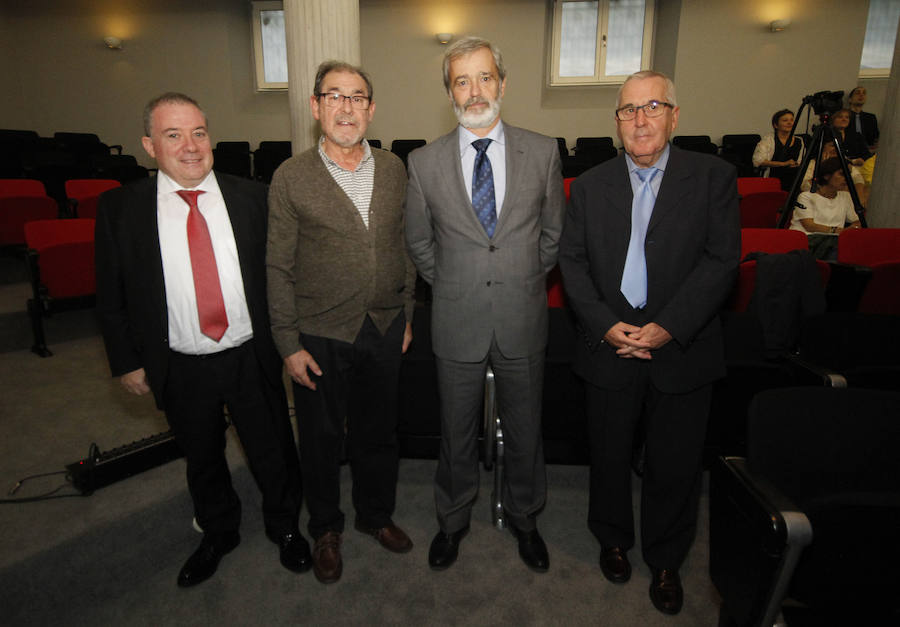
[736,177,781,197]
[0,195,59,245]
[837,228,900,267]
[739,190,788,228]
[0,178,47,197]
[24,218,96,299]
[65,179,120,219]
[728,228,829,312]
[857,261,900,314]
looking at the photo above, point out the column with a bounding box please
[283,0,360,154]
[866,19,900,227]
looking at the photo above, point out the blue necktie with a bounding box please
[621,166,658,309]
[472,138,497,238]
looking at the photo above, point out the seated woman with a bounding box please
[791,157,861,260]
[800,141,867,206]
[753,109,805,190]
[829,108,870,165]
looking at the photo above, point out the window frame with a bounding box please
[251,1,288,92]
[858,0,899,79]
[548,0,656,87]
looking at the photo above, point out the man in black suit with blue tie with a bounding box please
[559,71,739,614]
[95,93,309,587]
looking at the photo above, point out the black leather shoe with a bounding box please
[428,526,469,570]
[509,525,549,573]
[599,546,631,583]
[267,531,312,573]
[649,568,683,615]
[177,532,240,587]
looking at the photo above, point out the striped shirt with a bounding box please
[317,137,375,228]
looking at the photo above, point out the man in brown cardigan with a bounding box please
[266,61,416,584]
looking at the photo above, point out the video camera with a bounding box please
[802,90,844,117]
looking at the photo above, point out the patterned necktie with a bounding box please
[177,189,229,341]
[620,167,658,309]
[472,138,497,238]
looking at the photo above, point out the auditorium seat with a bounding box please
[212,141,252,179]
[736,176,781,197]
[390,139,426,168]
[857,261,900,315]
[0,178,47,197]
[710,387,900,626]
[720,134,761,178]
[65,179,121,219]
[673,135,718,154]
[739,190,788,228]
[24,219,97,357]
[0,195,59,247]
[836,227,900,267]
[252,141,292,184]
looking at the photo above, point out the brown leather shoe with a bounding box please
[354,519,413,553]
[649,568,683,615]
[312,531,342,584]
[599,546,631,583]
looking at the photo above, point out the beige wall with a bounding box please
[0,0,291,166]
[0,0,890,166]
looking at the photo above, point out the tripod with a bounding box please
[777,102,867,229]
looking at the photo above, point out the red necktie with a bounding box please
[177,190,229,342]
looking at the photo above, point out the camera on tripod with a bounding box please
[802,90,844,118]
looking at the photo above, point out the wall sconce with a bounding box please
[769,19,790,33]
[103,36,124,50]
[435,33,454,45]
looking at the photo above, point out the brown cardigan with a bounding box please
[266,146,415,358]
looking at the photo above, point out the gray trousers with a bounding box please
[434,337,547,533]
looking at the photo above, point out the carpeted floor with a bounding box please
[0,255,722,626]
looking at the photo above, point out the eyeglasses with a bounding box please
[615,100,674,121]
[316,92,371,110]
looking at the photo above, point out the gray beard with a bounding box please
[454,96,502,129]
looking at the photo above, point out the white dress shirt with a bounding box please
[459,121,507,216]
[156,170,253,354]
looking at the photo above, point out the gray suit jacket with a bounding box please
[405,123,565,361]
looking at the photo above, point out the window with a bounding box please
[859,0,900,78]
[251,1,288,91]
[549,0,655,86]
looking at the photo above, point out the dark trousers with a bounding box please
[434,336,547,533]
[292,312,404,540]
[585,364,710,570]
[163,339,300,541]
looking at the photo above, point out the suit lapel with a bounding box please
[134,177,169,330]
[495,124,525,236]
[438,128,488,238]
[648,146,692,235]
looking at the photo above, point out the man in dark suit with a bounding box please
[95,92,310,587]
[405,36,565,573]
[559,71,739,614]
[848,86,879,149]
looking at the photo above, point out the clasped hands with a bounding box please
[604,321,672,360]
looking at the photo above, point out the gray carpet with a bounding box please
[0,256,722,626]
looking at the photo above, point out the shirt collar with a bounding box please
[458,120,505,155]
[625,142,670,175]
[156,169,219,195]
[318,136,372,171]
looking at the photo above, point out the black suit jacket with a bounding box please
[558,145,740,393]
[95,173,283,409]
[849,110,879,147]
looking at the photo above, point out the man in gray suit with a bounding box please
[405,36,565,573]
